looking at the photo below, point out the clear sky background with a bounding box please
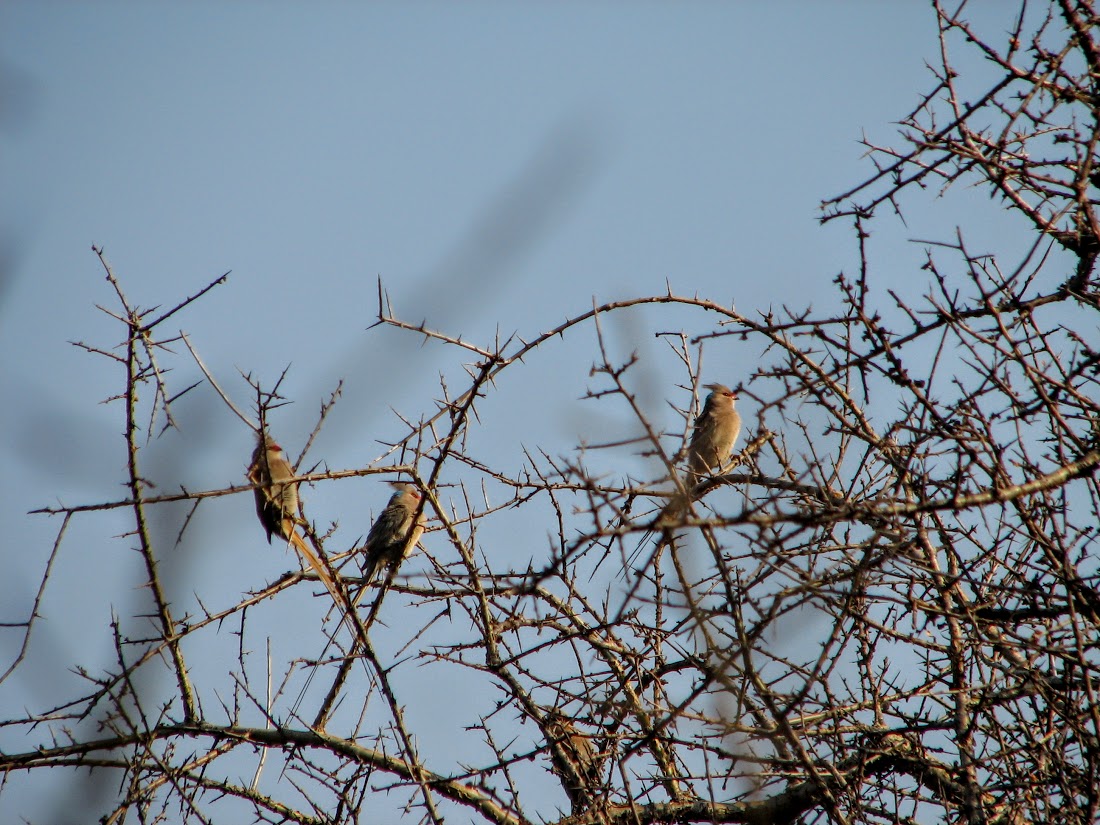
[0,3,1029,821]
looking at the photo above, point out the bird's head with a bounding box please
[388,481,422,502]
[703,383,737,403]
[255,430,284,451]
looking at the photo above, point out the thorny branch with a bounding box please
[6,4,1100,824]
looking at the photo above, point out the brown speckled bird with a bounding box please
[544,708,601,810]
[247,434,339,602]
[360,483,426,584]
[687,383,741,481]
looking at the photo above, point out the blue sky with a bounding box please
[0,2,1028,821]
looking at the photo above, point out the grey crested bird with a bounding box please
[286,483,427,731]
[686,383,741,482]
[360,483,426,584]
[620,382,744,579]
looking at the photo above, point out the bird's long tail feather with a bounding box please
[288,530,343,611]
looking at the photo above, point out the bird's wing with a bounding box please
[364,504,410,550]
